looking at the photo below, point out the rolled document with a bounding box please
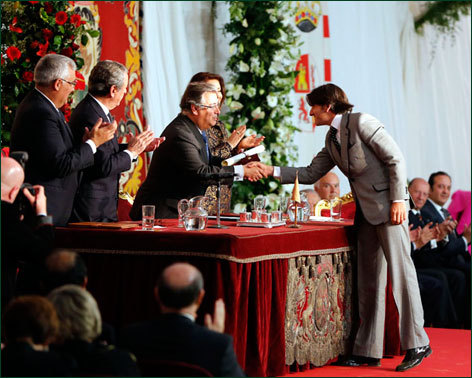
[222,145,265,166]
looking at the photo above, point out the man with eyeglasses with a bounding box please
[10,54,117,226]
[130,81,265,219]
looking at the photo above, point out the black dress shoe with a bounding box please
[334,355,381,367]
[396,345,432,372]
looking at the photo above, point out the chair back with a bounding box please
[138,359,213,377]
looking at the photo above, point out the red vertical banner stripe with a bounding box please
[324,59,331,82]
[323,15,330,38]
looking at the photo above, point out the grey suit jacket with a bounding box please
[280,112,409,225]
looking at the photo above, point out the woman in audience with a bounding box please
[448,189,471,254]
[48,284,140,376]
[1,295,76,377]
[189,72,264,214]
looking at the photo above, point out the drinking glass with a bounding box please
[142,205,155,230]
[177,199,189,228]
[253,195,266,222]
[279,195,289,214]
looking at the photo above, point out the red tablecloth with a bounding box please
[55,220,354,376]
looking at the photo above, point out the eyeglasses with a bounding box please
[196,103,220,110]
[60,78,78,87]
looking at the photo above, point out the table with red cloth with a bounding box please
[55,219,357,376]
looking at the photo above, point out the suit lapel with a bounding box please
[339,114,350,171]
[87,94,119,152]
[182,115,209,164]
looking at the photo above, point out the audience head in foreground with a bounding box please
[120,262,245,377]
[1,157,25,203]
[1,295,76,377]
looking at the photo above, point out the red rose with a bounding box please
[61,47,73,57]
[71,42,80,50]
[30,40,39,49]
[70,14,82,27]
[9,17,23,33]
[75,71,86,91]
[6,46,21,61]
[55,11,68,25]
[29,1,39,3]
[22,71,34,82]
[44,2,53,13]
[42,28,54,41]
[36,41,49,57]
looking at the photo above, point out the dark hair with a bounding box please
[157,267,204,309]
[428,171,451,189]
[41,250,88,294]
[306,83,354,114]
[3,296,59,344]
[179,82,218,112]
[189,72,226,104]
[88,60,127,97]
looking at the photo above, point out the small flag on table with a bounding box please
[292,171,300,203]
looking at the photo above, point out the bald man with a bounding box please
[1,157,54,310]
[314,171,340,200]
[120,262,245,377]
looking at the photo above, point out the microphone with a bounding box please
[199,172,237,180]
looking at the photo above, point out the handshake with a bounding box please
[242,162,275,182]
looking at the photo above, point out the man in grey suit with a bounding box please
[252,84,430,372]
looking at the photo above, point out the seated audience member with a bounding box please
[1,157,54,309]
[409,177,468,328]
[48,285,139,376]
[1,295,76,377]
[448,189,471,254]
[69,60,158,222]
[120,262,245,377]
[314,171,340,200]
[129,82,264,219]
[408,224,458,328]
[40,249,115,345]
[10,54,116,226]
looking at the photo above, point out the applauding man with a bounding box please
[11,54,116,226]
[69,60,158,222]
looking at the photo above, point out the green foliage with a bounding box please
[1,1,99,146]
[415,1,471,34]
[222,1,302,211]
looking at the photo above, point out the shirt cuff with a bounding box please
[430,239,437,249]
[412,242,417,250]
[392,200,403,203]
[124,149,137,162]
[462,236,468,250]
[273,166,281,178]
[85,139,97,154]
[233,165,244,181]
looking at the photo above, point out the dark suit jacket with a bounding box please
[52,339,140,377]
[420,199,469,262]
[1,341,76,377]
[1,201,54,309]
[130,114,234,219]
[119,313,245,377]
[10,89,94,226]
[69,94,131,222]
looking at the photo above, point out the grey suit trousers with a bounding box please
[353,212,430,358]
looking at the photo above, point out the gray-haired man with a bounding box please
[11,54,116,226]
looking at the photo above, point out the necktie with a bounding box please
[329,127,341,152]
[441,207,451,220]
[201,131,210,160]
[107,112,114,123]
